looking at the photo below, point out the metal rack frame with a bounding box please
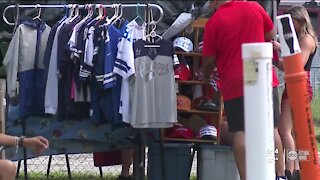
[3,3,163,26]
[2,2,164,180]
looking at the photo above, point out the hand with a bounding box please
[271,40,281,51]
[23,136,49,156]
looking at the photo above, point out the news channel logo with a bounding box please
[287,150,309,161]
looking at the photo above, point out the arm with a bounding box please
[265,27,276,41]
[299,35,315,66]
[271,41,284,71]
[0,133,49,155]
[202,56,216,80]
[0,133,17,146]
[273,59,284,71]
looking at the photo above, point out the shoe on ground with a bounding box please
[276,176,288,180]
[285,170,293,180]
[292,170,300,180]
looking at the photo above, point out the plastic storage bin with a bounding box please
[147,142,193,180]
[198,144,240,180]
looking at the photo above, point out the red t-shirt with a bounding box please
[203,1,276,101]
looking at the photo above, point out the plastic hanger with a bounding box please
[93,4,104,21]
[144,25,162,47]
[82,4,93,21]
[144,8,162,46]
[106,4,119,25]
[32,4,42,21]
[86,4,102,26]
[112,4,123,25]
[94,4,108,26]
[106,4,120,25]
[59,4,68,22]
[133,3,145,25]
[65,4,75,22]
[69,4,80,23]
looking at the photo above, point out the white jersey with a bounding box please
[130,39,177,128]
[113,20,146,123]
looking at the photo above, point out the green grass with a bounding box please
[315,126,320,151]
[17,172,118,180]
[19,172,198,180]
[311,92,320,125]
[312,90,320,151]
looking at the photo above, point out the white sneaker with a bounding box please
[276,176,288,180]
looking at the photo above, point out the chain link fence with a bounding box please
[13,149,199,179]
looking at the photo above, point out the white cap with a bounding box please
[199,125,217,138]
[173,37,194,52]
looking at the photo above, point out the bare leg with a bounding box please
[292,131,300,171]
[0,160,16,180]
[233,131,246,180]
[121,148,133,177]
[278,99,295,173]
[220,120,233,146]
[274,128,285,176]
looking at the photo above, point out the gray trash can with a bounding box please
[147,142,193,180]
[198,144,240,180]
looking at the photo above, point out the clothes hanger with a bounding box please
[133,3,145,25]
[69,4,80,23]
[81,4,92,21]
[59,4,68,22]
[112,4,123,25]
[94,4,108,26]
[32,4,42,21]
[105,4,118,26]
[86,4,102,26]
[144,7,162,47]
[65,4,75,22]
[93,4,104,21]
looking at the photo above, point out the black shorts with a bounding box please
[224,87,280,133]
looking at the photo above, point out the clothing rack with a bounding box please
[2,3,164,26]
[3,3,164,180]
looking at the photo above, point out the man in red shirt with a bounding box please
[202,0,286,179]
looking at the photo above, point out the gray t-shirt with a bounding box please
[130,39,177,128]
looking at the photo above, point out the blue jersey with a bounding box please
[104,21,128,124]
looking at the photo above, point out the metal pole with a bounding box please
[3,3,163,26]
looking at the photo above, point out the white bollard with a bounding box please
[242,42,275,180]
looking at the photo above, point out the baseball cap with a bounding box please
[174,64,192,81]
[199,125,218,140]
[173,37,194,52]
[177,95,192,111]
[166,124,194,139]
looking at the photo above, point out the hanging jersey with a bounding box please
[80,25,95,81]
[130,39,177,128]
[113,20,146,124]
[103,21,128,124]
[72,17,94,102]
[104,21,128,89]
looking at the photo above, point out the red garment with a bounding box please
[282,71,313,101]
[272,50,280,87]
[203,1,274,100]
